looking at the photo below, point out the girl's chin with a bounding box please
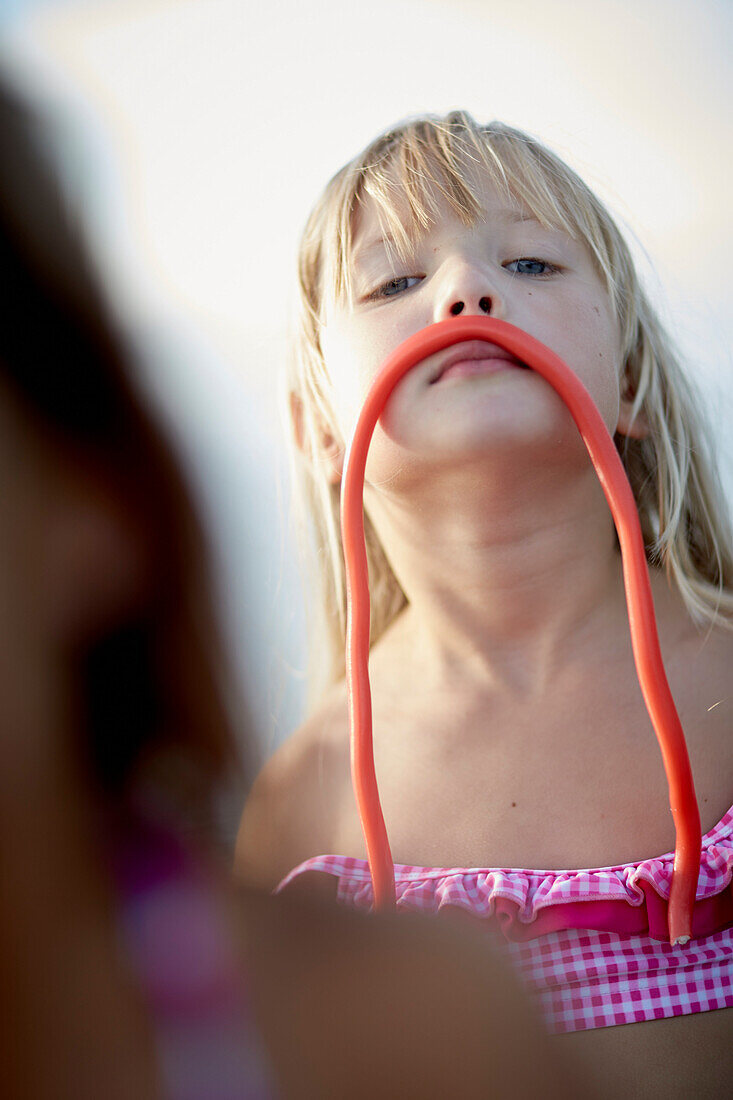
[386,409,574,457]
[365,429,589,489]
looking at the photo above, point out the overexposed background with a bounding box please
[3,0,731,788]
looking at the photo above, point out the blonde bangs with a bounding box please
[326,114,588,306]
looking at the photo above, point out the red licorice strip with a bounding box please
[340,316,701,945]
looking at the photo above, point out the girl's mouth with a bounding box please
[430,340,526,383]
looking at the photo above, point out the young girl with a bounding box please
[237,112,733,1091]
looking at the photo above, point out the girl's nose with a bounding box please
[433,261,503,322]
[447,297,492,317]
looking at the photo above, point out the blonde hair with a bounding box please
[290,111,733,701]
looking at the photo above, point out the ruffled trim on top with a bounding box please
[277,804,733,944]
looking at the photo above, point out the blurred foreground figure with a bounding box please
[0,78,588,1099]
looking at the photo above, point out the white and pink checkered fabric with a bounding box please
[278,802,733,1033]
[505,924,733,1032]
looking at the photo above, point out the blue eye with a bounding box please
[505,258,557,276]
[370,275,422,299]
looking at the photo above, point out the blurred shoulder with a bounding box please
[234,681,351,890]
[240,886,578,1100]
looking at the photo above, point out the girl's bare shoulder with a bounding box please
[234,682,353,889]
[665,614,733,824]
[668,614,733,721]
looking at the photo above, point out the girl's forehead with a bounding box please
[327,154,593,305]
[350,175,562,263]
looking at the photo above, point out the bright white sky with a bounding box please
[3,0,732,760]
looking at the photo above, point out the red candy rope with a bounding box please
[340,316,701,945]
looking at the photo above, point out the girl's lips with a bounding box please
[437,357,525,382]
[430,340,526,384]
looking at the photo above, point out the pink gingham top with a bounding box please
[278,802,733,1034]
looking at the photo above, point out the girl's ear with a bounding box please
[616,398,650,440]
[289,390,307,453]
[289,391,344,484]
[615,370,650,441]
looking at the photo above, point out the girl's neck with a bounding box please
[368,461,634,695]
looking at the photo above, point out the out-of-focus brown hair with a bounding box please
[0,81,242,818]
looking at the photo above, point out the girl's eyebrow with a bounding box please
[352,236,392,267]
[353,210,549,267]
[508,210,542,225]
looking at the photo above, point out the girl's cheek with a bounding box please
[575,302,624,425]
[322,320,386,431]
[321,357,367,444]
